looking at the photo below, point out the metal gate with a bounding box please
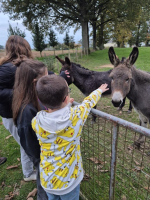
[73,102,150,200]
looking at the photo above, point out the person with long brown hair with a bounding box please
[12,58,48,200]
[0,35,36,181]
[12,57,71,199]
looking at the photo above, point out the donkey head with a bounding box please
[109,47,139,107]
[56,56,74,85]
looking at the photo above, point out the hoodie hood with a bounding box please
[36,103,72,133]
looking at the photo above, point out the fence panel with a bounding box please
[73,102,150,200]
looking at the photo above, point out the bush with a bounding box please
[38,55,56,73]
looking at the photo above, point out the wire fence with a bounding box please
[72,101,150,200]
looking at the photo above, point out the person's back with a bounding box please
[32,75,108,200]
[0,35,36,180]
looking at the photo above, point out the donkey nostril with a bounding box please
[112,100,121,107]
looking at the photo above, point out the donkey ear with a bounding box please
[55,56,65,65]
[65,57,71,65]
[108,47,120,67]
[128,47,139,65]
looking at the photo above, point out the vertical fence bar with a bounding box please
[109,122,119,200]
[56,59,59,73]
[68,48,70,59]
[76,48,78,62]
[62,44,63,54]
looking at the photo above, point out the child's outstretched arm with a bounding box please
[82,83,109,108]
[72,84,109,123]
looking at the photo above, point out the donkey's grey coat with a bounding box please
[109,47,150,146]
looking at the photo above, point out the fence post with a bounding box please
[76,48,78,62]
[56,59,59,74]
[109,122,118,200]
[84,48,85,55]
[62,44,63,54]
[68,48,70,59]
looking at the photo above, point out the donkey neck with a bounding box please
[127,67,150,102]
[71,63,94,95]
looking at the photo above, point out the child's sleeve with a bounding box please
[72,88,103,124]
[82,88,102,109]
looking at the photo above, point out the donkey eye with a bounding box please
[126,78,129,82]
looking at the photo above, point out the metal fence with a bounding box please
[73,101,150,200]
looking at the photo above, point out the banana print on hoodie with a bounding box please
[32,88,102,195]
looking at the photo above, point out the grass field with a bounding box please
[0,47,150,200]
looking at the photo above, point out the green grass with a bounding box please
[1,47,150,199]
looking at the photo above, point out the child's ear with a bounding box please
[64,96,69,104]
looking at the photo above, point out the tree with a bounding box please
[0,45,4,49]
[1,0,104,53]
[1,0,147,52]
[69,36,75,49]
[32,23,47,57]
[49,29,58,55]
[63,32,70,47]
[134,7,150,47]
[96,23,110,50]
[7,22,26,38]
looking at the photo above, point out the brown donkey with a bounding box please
[109,47,150,148]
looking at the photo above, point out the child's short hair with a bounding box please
[36,75,68,109]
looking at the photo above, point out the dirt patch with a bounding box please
[95,64,113,69]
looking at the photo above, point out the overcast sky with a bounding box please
[0,12,82,49]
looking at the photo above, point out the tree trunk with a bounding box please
[145,40,149,46]
[81,21,89,54]
[136,22,141,47]
[92,21,97,51]
[98,27,104,50]
[117,41,120,47]
[145,31,149,46]
[98,15,104,50]
[128,40,132,47]
[40,51,42,57]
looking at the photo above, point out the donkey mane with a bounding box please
[132,67,150,83]
[121,57,126,62]
[72,62,95,75]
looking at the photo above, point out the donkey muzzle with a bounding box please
[111,91,123,107]
[111,100,122,107]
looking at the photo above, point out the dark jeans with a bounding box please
[35,163,48,200]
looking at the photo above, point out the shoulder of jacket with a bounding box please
[1,62,14,67]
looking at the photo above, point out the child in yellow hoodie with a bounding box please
[32,74,108,200]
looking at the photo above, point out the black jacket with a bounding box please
[17,103,44,165]
[0,62,16,118]
[0,62,70,118]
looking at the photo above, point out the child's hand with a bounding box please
[69,98,74,104]
[65,70,70,78]
[99,83,109,93]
